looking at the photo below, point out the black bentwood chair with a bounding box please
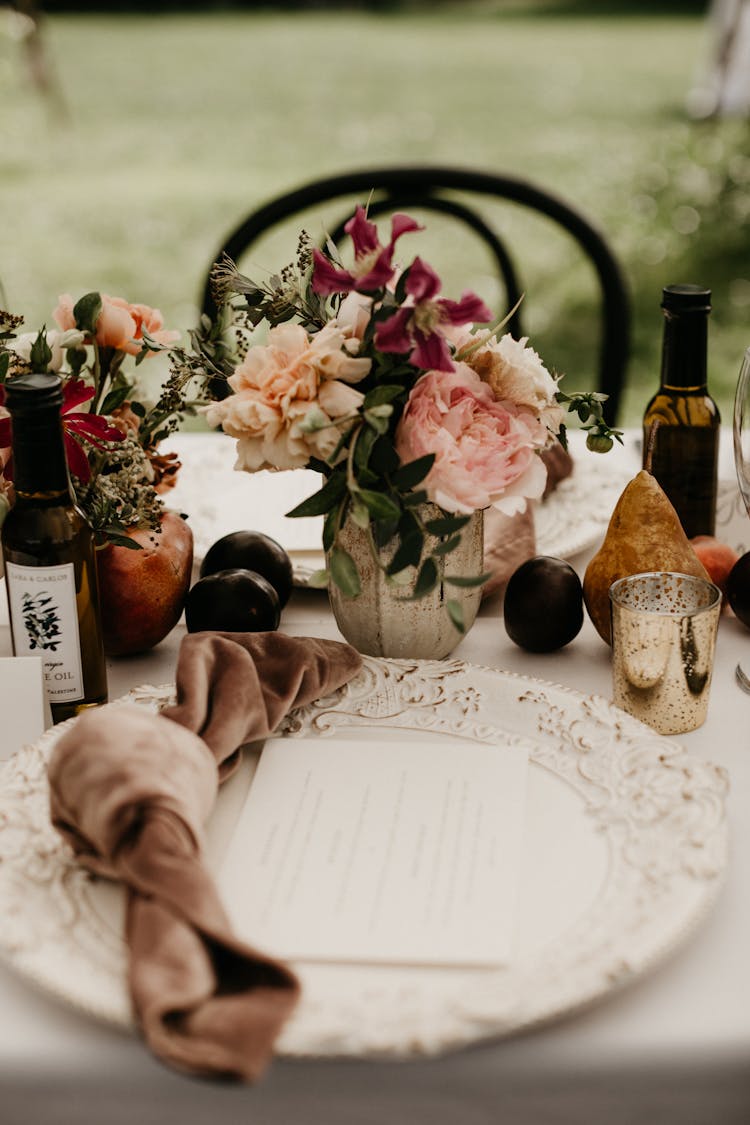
[199,166,631,425]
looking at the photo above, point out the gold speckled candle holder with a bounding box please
[609,571,721,735]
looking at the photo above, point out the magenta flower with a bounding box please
[311,205,422,296]
[374,258,492,373]
[0,377,124,483]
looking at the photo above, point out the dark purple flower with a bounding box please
[374,258,492,372]
[311,205,422,296]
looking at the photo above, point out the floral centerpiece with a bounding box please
[201,205,619,652]
[0,295,221,655]
[0,293,217,545]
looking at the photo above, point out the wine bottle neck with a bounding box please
[660,309,709,391]
[11,408,74,500]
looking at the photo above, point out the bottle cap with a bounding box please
[4,372,64,415]
[661,284,712,313]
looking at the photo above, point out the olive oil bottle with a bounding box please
[642,284,720,539]
[1,372,108,723]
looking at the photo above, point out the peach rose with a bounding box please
[205,321,370,472]
[123,300,180,351]
[395,363,549,516]
[54,294,178,355]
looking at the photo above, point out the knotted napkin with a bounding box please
[47,631,362,1082]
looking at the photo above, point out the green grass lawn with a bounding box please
[1,5,747,424]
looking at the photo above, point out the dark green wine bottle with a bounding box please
[642,284,720,539]
[1,372,108,724]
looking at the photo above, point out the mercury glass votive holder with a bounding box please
[609,571,721,735]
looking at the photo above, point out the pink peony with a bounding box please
[395,363,549,516]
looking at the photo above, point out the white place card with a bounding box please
[218,735,529,967]
[0,656,48,760]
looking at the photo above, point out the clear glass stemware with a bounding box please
[732,346,750,691]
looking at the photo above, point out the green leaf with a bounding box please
[394,267,410,305]
[386,531,423,575]
[444,571,491,588]
[425,513,471,537]
[100,382,133,415]
[373,516,399,549]
[351,494,371,529]
[369,435,400,475]
[353,423,375,472]
[391,453,435,490]
[385,568,412,588]
[359,489,401,521]
[286,472,346,518]
[305,568,330,589]
[307,456,331,475]
[363,384,405,409]
[446,599,465,633]
[413,556,438,598]
[329,545,361,598]
[103,530,143,550]
[129,400,146,418]
[322,505,340,552]
[0,351,9,382]
[403,489,429,508]
[397,506,419,533]
[73,292,102,334]
[431,534,462,557]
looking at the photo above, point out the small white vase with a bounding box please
[326,505,484,660]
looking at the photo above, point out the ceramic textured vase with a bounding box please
[96,510,194,656]
[326,504,484,660]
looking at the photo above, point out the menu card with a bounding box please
[218,734,529,968]
[0,656,47,760]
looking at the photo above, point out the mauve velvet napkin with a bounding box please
[47,631,362,1082]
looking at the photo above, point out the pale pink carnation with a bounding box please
[205,321,371,472]
[395,363,549,516]
[458,330,564,436]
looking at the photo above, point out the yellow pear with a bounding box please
[583,470,710,645]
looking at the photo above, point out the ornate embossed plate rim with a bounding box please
[0,659,729,1058]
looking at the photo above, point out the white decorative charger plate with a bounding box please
[0,658,728,1059]
[164,433,633,583]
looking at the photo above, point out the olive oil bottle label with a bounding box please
[5,562,83,703]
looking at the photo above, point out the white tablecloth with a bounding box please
[0,431,749,1124]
